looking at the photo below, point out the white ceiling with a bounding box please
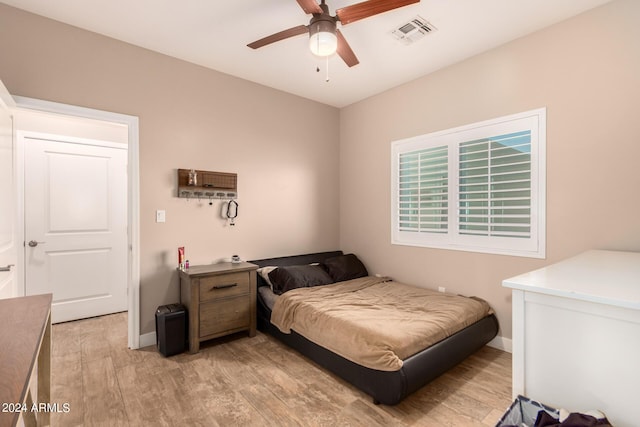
[3,0,613,107]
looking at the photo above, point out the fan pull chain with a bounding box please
[326,56,330,82]
[315,61,330,83]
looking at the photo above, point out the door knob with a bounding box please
[0,264,14,272]
[28,240,45,247]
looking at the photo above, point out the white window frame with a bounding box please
[391,108,546,258]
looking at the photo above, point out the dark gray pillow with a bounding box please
[268,264,334,295]
[322,254,368,282]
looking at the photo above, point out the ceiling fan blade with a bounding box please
[296,0,323,15]
[336,29,359,67]
[247,25,309,49]
[336,0,420,25]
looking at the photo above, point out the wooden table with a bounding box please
[0,294,52,427]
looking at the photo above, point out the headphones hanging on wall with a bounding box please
[224,199,238,226]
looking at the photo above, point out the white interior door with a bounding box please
[0,82,16,299]
[24,133,127,323]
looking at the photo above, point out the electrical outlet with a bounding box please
[156,210,166,223]
[438,286,446,293]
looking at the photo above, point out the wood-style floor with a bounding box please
[51,312,512,426]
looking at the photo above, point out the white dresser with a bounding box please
[503,250,640,426]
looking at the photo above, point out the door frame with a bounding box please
[14,96,141,349]
[0,82,17,298]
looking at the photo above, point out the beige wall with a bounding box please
[0,4,340,335]
[2,0,639,343]
[339,0,640,340]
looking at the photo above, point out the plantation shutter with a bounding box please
[398,146,448,233]
[458,131,532,238]
[391,108,544,258]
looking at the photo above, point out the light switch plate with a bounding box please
[156,210,166,223]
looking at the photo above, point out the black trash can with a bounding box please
[155,304,187,357]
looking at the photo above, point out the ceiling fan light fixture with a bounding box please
[248,0,421,67]
[309,20,337,57]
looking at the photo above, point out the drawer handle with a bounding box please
[211,283,238,290]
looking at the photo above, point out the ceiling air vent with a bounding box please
[391,16,437,45]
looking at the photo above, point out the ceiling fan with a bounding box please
[247,0,420,67]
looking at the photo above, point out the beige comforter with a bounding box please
[270,276,493,372]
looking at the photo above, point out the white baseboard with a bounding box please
[487,335,512,353]
[138,332,156,349]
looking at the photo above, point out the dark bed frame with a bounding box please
[249,251,499,405]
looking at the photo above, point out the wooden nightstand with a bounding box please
[179,261,257,353]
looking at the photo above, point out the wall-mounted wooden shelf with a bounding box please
[177,169,237,199]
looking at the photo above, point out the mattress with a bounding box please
[266,276,493,371]
[258,285,278,310]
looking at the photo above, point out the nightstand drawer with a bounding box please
[199,297,250,338]
[199,272,250,302]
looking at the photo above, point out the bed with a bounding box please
[249,251,499,405]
